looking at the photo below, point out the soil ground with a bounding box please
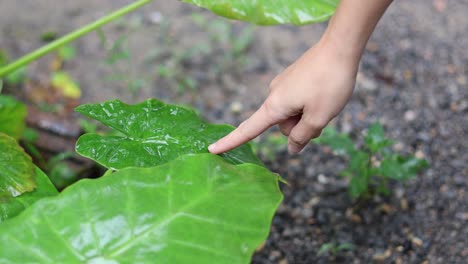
[1,0,467,263]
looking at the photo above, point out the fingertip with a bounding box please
[287,144,302,154]
[208,142,218,153]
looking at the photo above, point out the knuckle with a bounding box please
[262,99,280,123]
[289,135,308,147]
[269,77,280,91]
[302,116,328,131]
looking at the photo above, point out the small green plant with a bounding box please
[251,131,288,161]
[99,28,149,97]
[315,124,429,199]
[0,50,28,87]
[318,242,355,256]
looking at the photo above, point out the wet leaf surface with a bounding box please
[0,133,36,198]
[183,0,338,25]
[0,167,57,222]
[0,154,283,263]
[76,99,262,170]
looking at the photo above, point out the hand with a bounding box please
[208,40,360,154]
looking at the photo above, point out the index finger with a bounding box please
[208,104,282,154]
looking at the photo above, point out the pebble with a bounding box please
[404,110,417,122]
[346,208,362,223]
[317,174,328,184]
[307,197,321,207]
[411,236,424,247]
[400,198,409,210]
[415,150,426,159]
[372,249,392,262]
[278,258,289,264]
[148,11,163,24]
[301,208,313,218]
[393,142,404,151]
[356,73,378,92]
[230,101,243,114]
[378,204,395,214]
[455,212,468,221]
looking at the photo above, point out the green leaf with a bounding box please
[0,167,57,222]
[346,151,370,198]
[57,45,76,61]
[318,243,334,255]
[51,71,82,99]
[314,126,355,155]
[0,133,36,198]
[335,243,355,252]
[380,155,429,181]
[0,154,283,263]
[364,123,393,152]
[5,67,27,85]
[75,99,262,170]
[183,0,338,25]
[0,95,27,140]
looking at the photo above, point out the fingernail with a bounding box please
[208,143,217,153]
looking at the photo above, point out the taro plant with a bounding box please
[0,99,283,263]
[315,124,429,199]
[0,1,339,262]
[0,95,58,222]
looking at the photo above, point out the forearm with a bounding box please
[320,0,393,61]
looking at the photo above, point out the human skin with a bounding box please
[208,0,394,154]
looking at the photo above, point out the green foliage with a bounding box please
[57,45,77,62]
[40,31,58,42]
[315,126,355,155]
[0,50,28,86]
[51,71,82,99]
[0,167,57,222]
[149,15,255,95]
[99,30,148,97]
[315,123,428,199]
[251,131,288,161]
[318,242,355,256]
[0,154,282,263]
[364,123,393,152]
[76,99,262,170]
[183,0,338,25]
[46,152,80,190]
[379,154,429,181]
[0,95,27,140]
[0,133,36,198]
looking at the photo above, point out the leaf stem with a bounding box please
[0,0,152,77]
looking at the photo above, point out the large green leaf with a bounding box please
[0,133,36,198]
[0,167,57,222]
[0,154,283,263]
[0,95,27,140]
[75,99,262,170]
[183,0,338,25]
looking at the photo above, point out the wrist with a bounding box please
[315,34,362,68]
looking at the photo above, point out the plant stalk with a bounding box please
[0,0,152,77]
